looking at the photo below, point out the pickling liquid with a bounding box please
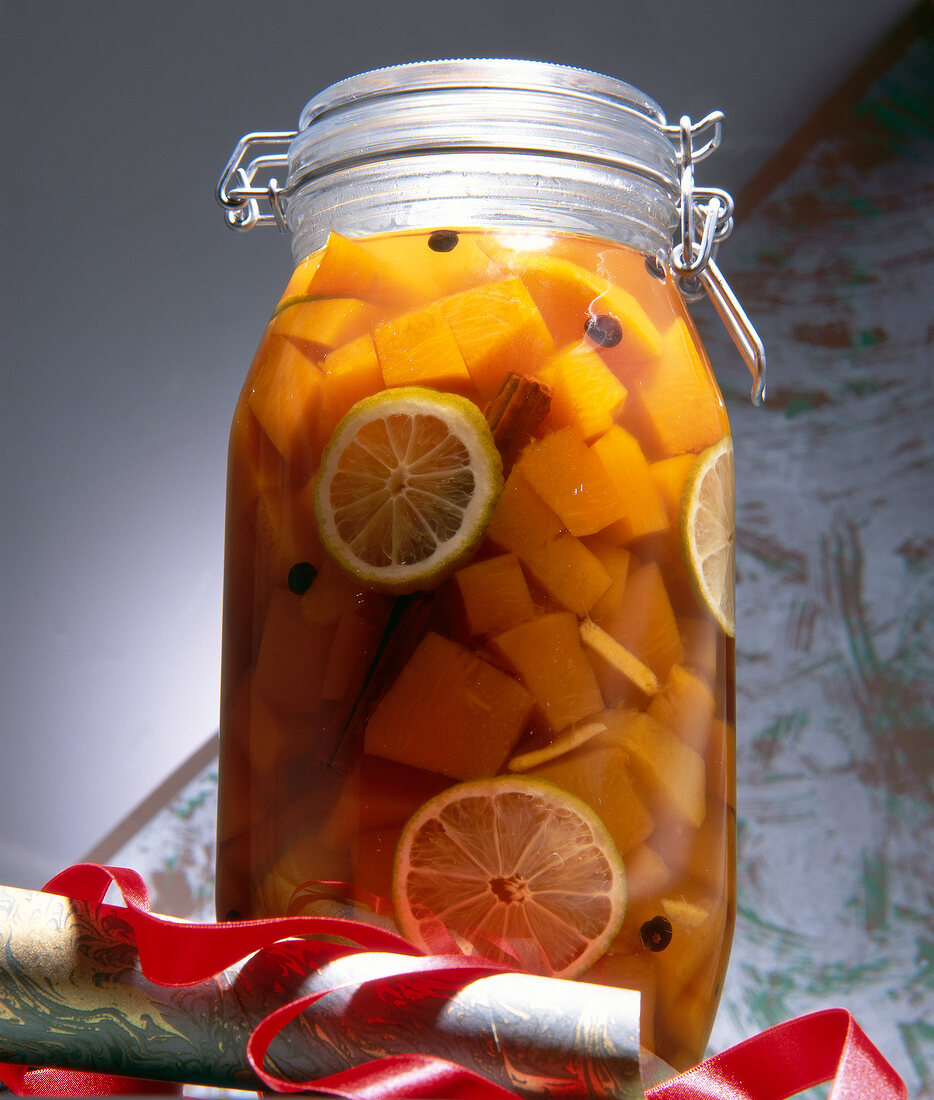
[216,227,736,1071]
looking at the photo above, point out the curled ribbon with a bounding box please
[0,864,907,1099]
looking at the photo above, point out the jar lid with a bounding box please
[287,59,679,202]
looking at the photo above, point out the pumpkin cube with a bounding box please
[278,250,322,302]
[453,553,536,636]
[517,425,628,536]
[361,230,498,299]
[489,611,604,731]
[364,631,535,780]
[485,469,612,615]
[270,297,383,355]
[374,303,473,391]
[650,452,696,523]
[322,608,387,702]
[679,615,721,683]
[647,664,716,755]
[505,252,663,359]
[655,892,730,1061]
[246,333,326,477]
[603,709,706,829]
[620,318,729,459]
[595,561,685,681]
[441,277,555,400]
[318,334,384,442]
[591,425,669,542]
[254,589,335,715]
[538,343,627,441]
[527,726,655,854]
[322,754,450,850]
[584,541,632,623]
[307,231,431,308]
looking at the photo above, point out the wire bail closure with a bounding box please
[215,103,766,405]
[216,131,295,231]
[665,113,766,405]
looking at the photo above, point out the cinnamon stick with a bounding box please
[485,372,554,477]
[329,372,552,768]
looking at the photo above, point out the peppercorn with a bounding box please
[585,313,623,348]
[428,230,459,252]
[645,253,667,280]
[288,561,318,595]
[641,915,673,952]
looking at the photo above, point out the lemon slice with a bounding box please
[392,775,626,978]
[314,387,503,594]
[680,436,736,637]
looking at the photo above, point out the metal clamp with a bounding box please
[665,114,766,405]
[216,131,295,231]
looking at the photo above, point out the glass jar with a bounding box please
[215,59,764,1073]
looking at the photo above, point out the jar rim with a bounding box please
[296,58,668,132]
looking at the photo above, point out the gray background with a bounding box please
[0,0,917,888]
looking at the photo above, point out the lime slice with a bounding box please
[392,775,626,978]
[680,436,735,637]
[314,387,503,594]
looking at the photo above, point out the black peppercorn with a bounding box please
[645,253,666,280]
[287,561,318,595]
[640,914,673,952]
[428,230,459,253]
[585,313,623,348]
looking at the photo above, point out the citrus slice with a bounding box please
[314,387,503,593]
[392,775,627,978]
[680,436,736,637]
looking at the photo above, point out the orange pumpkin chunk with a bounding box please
[526,728,654,854]
[591,425,669,541]
[254,589,335,716]
[307,231,430,308]
[318,334,384,441]
[602,709,706,829]
[512,253,663,359]
[361,231,497,299]
[441,278,555,400]
[647,664,716,755]
[322,609,387,702]
[364,631,534,780]
[453,553,536,636]
[538,343,627,441]
[650,452,696,523]
[517,425,628,536]
[486,470,612,614]
[271,297,383,354]
[320,754,450,854]
[373,303,473,391]
[247,334,326,476]
[584,541,632,623]
[595,561,685,681]
[252,483,325,598]
[621,318,728,458]
[489,611,604,731]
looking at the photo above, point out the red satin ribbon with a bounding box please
[0,864,907,1099]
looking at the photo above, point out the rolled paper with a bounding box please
[0,884,646,1098]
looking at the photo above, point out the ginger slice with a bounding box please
[580,618,660,697]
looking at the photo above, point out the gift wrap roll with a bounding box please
[0,884,647,1097]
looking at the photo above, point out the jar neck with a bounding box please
[282,60,680,264]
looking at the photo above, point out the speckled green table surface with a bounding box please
[87,14,934,1098]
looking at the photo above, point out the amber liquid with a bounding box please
[215,228,736,1070]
